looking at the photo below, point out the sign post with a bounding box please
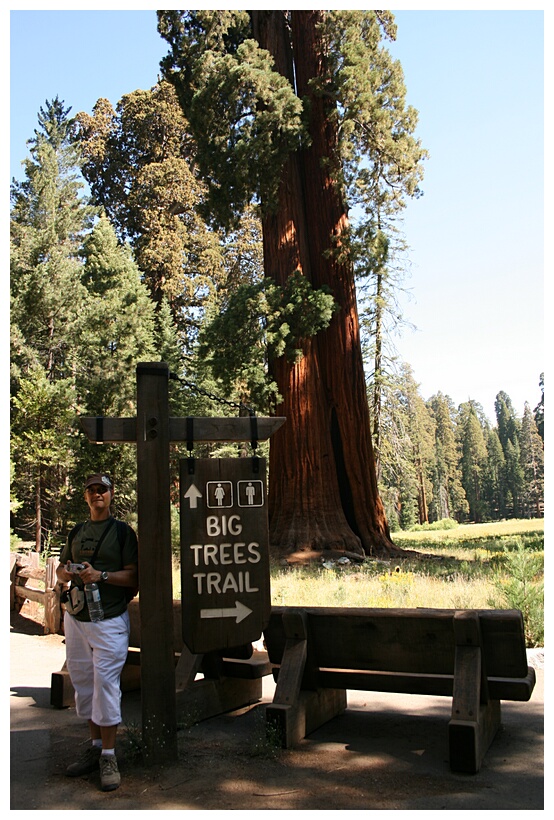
[180,457,271,654]
[135,364,175,763]
[79,362,284,763]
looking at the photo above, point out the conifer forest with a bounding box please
[10,11,544,558]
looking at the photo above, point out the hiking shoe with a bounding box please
[66,745,102,777]
[99,754,121,791]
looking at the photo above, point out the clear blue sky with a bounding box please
[7,5,546,424]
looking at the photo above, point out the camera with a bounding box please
[68,562,85,572]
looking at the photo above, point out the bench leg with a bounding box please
[449,700,501,774]
[50,666,75,708]
[265,609,347,748]
[450,612,501,773]
[266,689,347,749]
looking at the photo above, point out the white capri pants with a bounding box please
[63,610,130,726]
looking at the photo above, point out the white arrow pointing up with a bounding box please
[184,484,202,509]
[200,600,253,624]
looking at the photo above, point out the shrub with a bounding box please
[489,538,544,646]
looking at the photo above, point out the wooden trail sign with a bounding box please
[80,362,284,763]
[180,457,271,654]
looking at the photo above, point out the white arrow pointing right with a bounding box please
[200,600,253,623]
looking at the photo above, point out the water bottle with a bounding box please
[85,583,104,622]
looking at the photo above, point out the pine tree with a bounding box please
[78,215,157,416]
[154,296,184,376]
[11,370,77,549]
[494,391,524,517]
[483,427,507,519]
[10,99,95,548]
[495,391,520,452]
[399,365,435,525]
[67,215,159,522]
[376,364,435,530]
[533,373,544,441]
[519,402,544,517]
[11,98,95,384]
[427,393,468,522]
[458,402,488,522]
[376,375,419,531]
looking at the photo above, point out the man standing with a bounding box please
[56,473,138,792]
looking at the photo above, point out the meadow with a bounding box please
[263,519,544,646]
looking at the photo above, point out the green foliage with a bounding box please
[10,531,23,551]
[10,28,544,557]
[376,363,435,530]
[519,402,544,517]
[427,393,468,522]
[77,81,268,358]
[533,373,544,440]
[10,460,22,517]
[10,99,95,385]
[489,538,544,646]
[79,215,157,416]
[409,518,459,532]
[11,368,78,539]
[381,373,544,532]
[197,271,337,411]
[321,10,426,212]
[10,99,166,543]
[158,11,306,228]
[120,721,144,763]
[458,401,489,522]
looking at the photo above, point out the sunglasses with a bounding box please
[86,486,110,494]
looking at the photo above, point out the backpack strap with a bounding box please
[68,522,83,548]
[67,522,84,562]
[115,519,128,550]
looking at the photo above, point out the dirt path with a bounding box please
[10,609,544,811]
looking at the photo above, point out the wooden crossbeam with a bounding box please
[80,416,286,444]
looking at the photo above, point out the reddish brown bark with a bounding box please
[252,10,397,557]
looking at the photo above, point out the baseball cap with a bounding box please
[84,473,113,490]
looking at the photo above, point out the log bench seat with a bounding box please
[262,606,536,773]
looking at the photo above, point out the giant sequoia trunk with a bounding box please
[252,11,397,558]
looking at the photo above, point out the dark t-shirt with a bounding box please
[60,517,138,621]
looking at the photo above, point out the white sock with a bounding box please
[92,739,102,748]
[101,748,115,756]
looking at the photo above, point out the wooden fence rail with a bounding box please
[10,552,65,634]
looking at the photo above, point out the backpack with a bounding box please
[68,518,138,602]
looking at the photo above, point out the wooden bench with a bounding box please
[263,606,536,773]
[51,599,273,721]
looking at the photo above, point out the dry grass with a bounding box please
[173,519,544,638]
[269,564,495,610]
[265,519,544,647]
